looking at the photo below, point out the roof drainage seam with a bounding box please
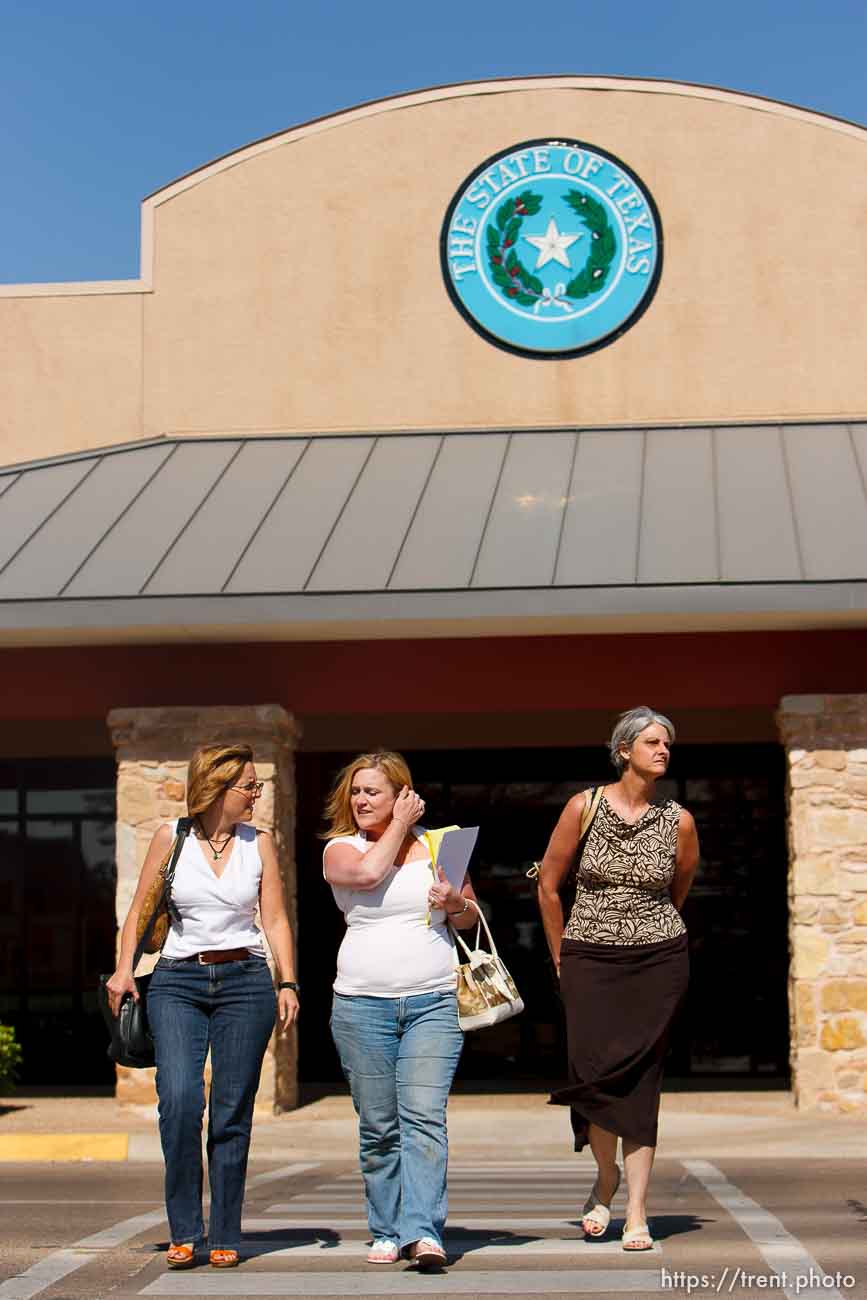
[634,429,648,584]
[385,434,445,590]
[220,439,312,593]
[468,432,512,588]
[58,443,177,596]
[302,437,378,591]
[778,424,807,582]
[0,456,100,583]
[551,431,579,586]
[847,423,867,516]
[138,442,243,593]
[710,426,723,582]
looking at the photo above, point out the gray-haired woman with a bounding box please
[537,707,699,1252]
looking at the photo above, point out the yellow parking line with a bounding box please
[0,1133,129,1162]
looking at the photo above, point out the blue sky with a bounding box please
[1,0,865,283]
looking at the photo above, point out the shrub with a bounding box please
[0,1024,23,1094]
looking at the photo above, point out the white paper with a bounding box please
[433,826,479,889]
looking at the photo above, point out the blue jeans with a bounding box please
[148,956,276,1250]
[330,990,464,1249]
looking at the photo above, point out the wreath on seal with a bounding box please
[485,188,616,310]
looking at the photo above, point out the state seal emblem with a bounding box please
[441,139,662,358]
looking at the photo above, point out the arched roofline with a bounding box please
[2,74,865,300]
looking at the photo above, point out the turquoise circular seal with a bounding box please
[441,139,662,359]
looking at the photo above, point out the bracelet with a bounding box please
[278,981,300,993]
[446,897,471,916]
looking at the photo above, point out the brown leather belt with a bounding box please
[177,947,251,965]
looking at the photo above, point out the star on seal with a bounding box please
[523,217,583,270]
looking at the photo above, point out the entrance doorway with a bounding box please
[296,743,789,1090]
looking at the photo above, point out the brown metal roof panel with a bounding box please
[0,446,170,598]
[59,441,240,595]
[638,428,717,583]
[847,423,867,503]
[472,432,574,588]
[785,424,867,580]
[144,440,307,595]
[65,441,243,597]
[715,426,802,581]
[306,436,440,592]
[0,459,94,575]
[555,429,644,585]
[389,434,508,590]
[225,436,376,594]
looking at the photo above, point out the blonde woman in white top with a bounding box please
[105,744,298,1271]
[324,750,478,1270]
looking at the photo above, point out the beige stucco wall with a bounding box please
[2,78,866,465]
[0,292,142,465]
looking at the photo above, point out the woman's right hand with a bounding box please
[392,785,425,829]
[105,969,138,1018]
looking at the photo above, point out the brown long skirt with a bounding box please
[549,932,689,1151]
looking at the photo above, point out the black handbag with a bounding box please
[97,818,193,1068]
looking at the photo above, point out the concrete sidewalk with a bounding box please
[2,1088,865,1163]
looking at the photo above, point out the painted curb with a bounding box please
[0,1133,129,1161]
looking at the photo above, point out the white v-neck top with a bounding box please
[161,820,267,959]
[324,827,456,998]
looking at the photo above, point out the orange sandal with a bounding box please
[209,1249,239,1268]
[166,1243,196,1269]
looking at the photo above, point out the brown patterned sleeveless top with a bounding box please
[563,793,686,945]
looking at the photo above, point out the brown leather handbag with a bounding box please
[135,816,194,953]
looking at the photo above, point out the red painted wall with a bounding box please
[1,630,864,720]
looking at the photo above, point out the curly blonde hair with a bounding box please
[186,744,253,816]
[322,750,413,839]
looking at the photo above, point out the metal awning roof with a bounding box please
[1,424,866,643]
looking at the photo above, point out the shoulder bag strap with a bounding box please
[578,785,604,848]
[526,784,605,886]
[131,816,194,970]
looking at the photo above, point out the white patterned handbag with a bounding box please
[451,904,524,1032]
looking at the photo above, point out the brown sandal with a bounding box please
[166,1243,195,1269]
[209,1248,239,1268]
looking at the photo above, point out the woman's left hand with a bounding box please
[277,988,299,1031]
[427,865,464,913]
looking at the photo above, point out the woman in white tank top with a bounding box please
[324,749,479,1270]
[105,743,299,1271]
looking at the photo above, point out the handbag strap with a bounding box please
[132,816,193,969]
[579,785,604,849]
[451,899,497,963]
[526,784,605,884]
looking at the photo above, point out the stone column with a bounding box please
[107,704,300,1112]
[777,695,867,1113]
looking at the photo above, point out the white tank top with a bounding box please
[324,828,456,998]
[161,820,267,959]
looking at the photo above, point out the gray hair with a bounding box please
[609,706,675,772]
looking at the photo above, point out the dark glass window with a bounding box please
[0,760,116,1084]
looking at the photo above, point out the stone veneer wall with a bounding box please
[778,694,867,1113]
[107,704,299,1111]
